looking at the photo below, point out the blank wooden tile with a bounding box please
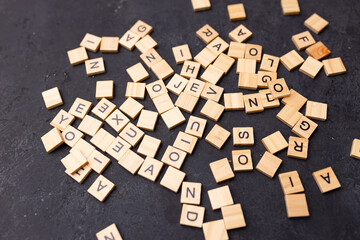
[100,37,119,53]
[229,24,252,43]
[160,107,186,130]
[67,46,88,66]
[305,41,331,60]
[203,220,228,240]
[92,98,117,120]
[277,105,303,128]
[350,139,360,160]
[175,91,199,114]
[205,124,231,149]
[259,89,280,109]
[180,204,205,228]
[166,74,189,95]
[213,53,235,74]
[224,92,244,110]
[125,82,146,99]
[130,20,153,38]
[312,166,341,193]
[291,31,316,50]
[137,135,161,158]
[96,223,123,240]
[172,44,192,64]
[280,50,304,71]
[151,59,174,80]
[41,128,64,153]
[207,185,234,210]
[281,89,307,111]
[287,136,309,159]
[260,54,280,72]
[160,166,186,192]
[161,145,187,169]
[210,158,235,183]
[119,97,144,119]
[232,149,253,171]
[227,3,246,21]
[238,72,258,90]
[292,115,318,139]
[119,30,141,51]
[68,97,92,119]
[267,78,290,99]
[245,43,262,62]
[256,151,282,178]
[105,109,130,133]
[96,80,114,99]
[281,0,300,15]
[42,87,63,110]
[137,109,158,131]
[228,43,245,62]
[119,122,144,147]
[50,109,75,131]
[261,131,288,154]
[87,150,111,174]
[200,64,224,85]
[236,58,256,74]
[65,164,92,184]
[322,57,346,76]
[70,138,96,158]
[207,37,229,56]
[90,128,116,152]
[140,48,162,68]
[196,24,219,44]
[138,156,164,182]
[284,193,310,218]
[78,115,103,136]
[299,56,323,79]
[152,93,174,114]
[118,150,144,175]
[80,33,101,52]
[279,170,304,195]
[181,182,202,205]
[243,93,264,114]
[304,13,328,34]
[257,71,277,88]
[61,150,87,174]
[184,78,205,97]
[126,62,150,82]
[221,204,246,230]
[62,125,84,147]
[194,47,217,69]
[135,35,157,53]
[173,131,198,154]
[88,175,115,202]
[200,99,225,122]
[85,57,105,76]
[233,127,254,146]
[191,0,211,12]
[305,100,327,121]
[180,60,201,79]
[146,80,167,99]
[106,136,131,161]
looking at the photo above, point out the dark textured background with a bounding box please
[1,0,359,239]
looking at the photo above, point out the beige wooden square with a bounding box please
[280,50,304,71]
[69,97,92,119]
[224,92,244,110]
[245,43,262,62]
[41,128,64,153]
[209,158,235,183]
[267,78,290,99]
[181,182,202,205]
[135,35,157,53]
[261,131,288,154]
[278,170,304,195]
[213,53,234,75]
[305,41,331,60]
[100,37,119,53]
[257,71,277,88]
[152,93,174,114]
[166,74,189,95]
[221,204,246,230]
[243,93,264,114]
[173,131,198,154]
[305,100,327,121]
[312,167,341,193]
[205,124,231,149]
[161,145,187,169]
[140,48,162,68]
[137,109,158,131]
[232,149,253,171]
[256,151,282,178]
[65,164,92,184]
[42,87,63,110]
[207,185,234,210]
[105,109,130,133]
[194,47,217,68]
[96,80,113,99]
[146,80,167,99]
[61,150,87,174]
[50,109,75,131]
[291,31,316,50]
[185,115,207,138]
[160,107,186,130]
[92,98,117,120]
[200,64,224,85]
[70,138,95,158]
[138,156,164,182]
[323,57,346,76]
[130,20,152,38]
[119,30,140,51]
[80,33,101,52]
[151,59,174,80]
[203,220,228,240]
[236,58,256,74]
[292,115,318,139]
[184,78,205,97]
[299,56,323,78]
[96,223,123,240]
[67,46,88,66]
[284,193,310,217]
[160,166,186,192]
[259,89,280,109]
[137,135,161,158]
[200,99,225,122]
[180,204,205,228]
[227,3,246,21]
[260,54,280,72]
[78,115,103,136]
[350,139,360,160]
[175,92,199,114]
[287,136,309,159]
[119,122,144,147]
[238,72,258,90]
[85,57,105,76]
[233,127,254,146]
[228,41,246,59]
[87,150,111,174]
[304,13,328,34]
[106,136,131,161]
[90,128,115,152]
[62,125,84,147]
[281,89,307,111]
[125,82,146,99]
[206,37,229,56]
[191,0,211,12]
[229,24,252,43]
[118,150,144,175]
[180,61,201,79]
[88,175,115,202]
[196,24,218,44]
[277,105,303,128]
[126,62,150,82]
[119,97,144,119]
[172,44,192,64]
[281,0,300,15]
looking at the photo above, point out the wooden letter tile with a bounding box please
[221,204,246,230]
[200,99,225,122]
[85,57,105,76]
[322,57,346,76]
[350,139,360,160]
[180,61,201,79]
[280,50,304,71]
[87,175,115,202]
[276,105,303,128]
[194,47,217,69]
[160,107,186,129]
[90,128,116,152]
[100,37,119,53]
[312,167,341,193]
[137,135,161,158]
[281,0,300,15]
[304,13,328,34]
[41,128,64,153]
[207,185,234,210]
[185,115,207,138]
[224,93,244,110]
[261,131,288,154]
[181,182,202,205]
[201,82,223,102]
[119,97,144,119]
[138,156,164,182]
[119,122,144,147]
[130,20,152,38]
[69,97,92,119]
[61,150,87,174]
[146,79,168,99]
[42,87,63,110]
[166,74,189,95]
[238,72,258,90]
[119,30,140,51]
[245,43,262,62]
[118,150,144,175]
[209,158,235,183]
[151,59,174,80]
[232,150,253,171]
[200,64,224,85]
[105,109,130,133]
[140,48,162,68]
[267,78,290,99]
[257,71,277,88]
[106,136,131,161]
[136,109,158,131]
[287,136,309,159]
[205,124,231,149]
[259,54,280,72]
[87,150,111,174]
[243,93,264,114]
[67,46,88,66]
[256,151,282,178]
[78,115,103,136]
[175,92,199,114]
[299,56,323,79]
[213,53,235,74]
[278,170,304,195]
[228,41,246,59]
[161,145,187,169]
[152,93,174,114]
[62,125,84,147]
[172,44,192,64]
[50,109,75,131]
[281,89,308,111]
[305,100,327,121]
[196,24,219,44]
[65,164,92,184]
[125,82,146,99]
[191,0,211,12]
[292,115,318,139]
[229,24,252,43]
[227,3,246,21]
[291,31,316,50]
[284,193,310,217]
[135,35,157,53]
[96,223,123,240]
[305,41,331,60]
[173,131,198,154]
[236,59,256,74]
[96,80,114,99]
[233,127,254,146]
[259,89,280,109]
[92,98,116,120]
[80,33,101,52]
[126,62,150,82]
[160,166,186,192]
[180,204,205,228]
[206,37,229,56]
[202,220,228,240]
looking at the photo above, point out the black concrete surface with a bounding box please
[0,0,359,239]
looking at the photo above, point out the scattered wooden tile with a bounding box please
[119,97,144,119]
[200,99,225,122]
[68,97,92,119]
[173,131,198,154]
[87,150,111,174]
[151,59,174,80]
[260,54,279,72]
[229,24,252,43]
[305,100,327,121]
[135,35,157,53]
[105,109,130,133]
[256,151,282,178]
[90,128,116,152]
[245,43,262,62]
[140,48,163,68]
[291,31,316,50]
[200,64,224,85]
[126,62,150,82]
[281,0,300,15]
[238,72,258,90]
[152,93,174,114]
[80,33,101,52]
[191,0,211,12]
[65,164,92,184]
[279,171,304,195]
[224,92,244,110]
[184,116,207,139]
[184,78,206,97]
[201,82,224,102]
[304,13,328,34]
[92,98,117,120]
[175,91,199,114]
[138,156,164,182]
[267,78,290,99]
[78,115,103,136]
[96,80,114,99]
[41,128,64,153]
[280,50,304,71]
[205,124,231,149]
[62,125,84,147]
[257,71,277,88]
[312,166,341,193]
[161,145,187,169]
[284,193,310,218]
[259,89,280,109]
[228,41,246,59]
[166,74,189,95]
[181,182,202,205]
[85,57,105,76]
[119,122,145,147]
[130,20,153,38]
[207,37,229,56]
[146,80,167,99]
[160,107,186,129]
[194,47,217,68]
[125,82,146,99]
[180,60,201,79]
[233,127,254,146]
[172,44,192,64]
[118,150,144,175]
[322,57,346,76]
[96,223,123,240]
[61,150,87,174]
[281,89,307,111]
[236,58,256,74]
[305,41,331,60]
[287,136,309,159]
[232,149,253,171]
[100,37,119,53]
[70,138,96,158]
[299,56,323,79]
[160,166,186,192]
[213,53,235,74]
[207,185,234,210]
[243,93,264,114]
[209,158,235,183]
[137,135,161,158]
[292,115,318,139]
[119,30,141,51]
[227,3,246,21]
[136,109,158,131]
[278,101,305,127]
[261,131,288,154]
[42,87,63,110]
[50,109,75,131]
[88,175,115,202]
[350,139,360,160]
[67,46,88,66]
[106,136,131,161]
[196,24,219,44]
[202,220,228,240]
[180,204,205,228]
[221,204,246,230]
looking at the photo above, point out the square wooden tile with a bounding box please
[200,64,224,85]
[200,99,225,122]
[245,43,262,62]
[276,104,303,128]
[160,107,186,130]
[88,175,115,202]
[136,109,158,131]
[322,57,346,76]
[267,78,290,99]
[175,92,199,114]
[130,20,152,38]
[173,131,198,154]
[61,150,87,174]
[312,166,341,193]
[172,44,192,64]
[119,30,140,51]
[180,204,205,228]
[194,47,217,69]
[42,87,63,110]
[305,100,327,121]
[62,125,84,147]
[202,220,228,240]
[232,149,253,171]
[100,37,119,53]
[233,127,254,146]
[209,158,235,183]
[118,150,144,175]
[126,62,150,82]
[229,24,252,43]
[184,78,205,97]
[125,82,146,99]
[137,135,161,158]
[221,204,246,230]
[96,80,114,99]
[80,33,101,52]
[185,115,207,138]
[106,136,131,161]
[284,193,310,217]
[135,35,157,53]
[67,46,88,66]
[243,93,264,114]
[304,13,328,34]
[256,151,282,178]
[152,93,174,114]
[65,164,92,184]
[259,89,280,109]
[228,41,246,59]
[292,115,318,139]
[181,182,202,205]
[350,139,360,160]
[206,36,229,56]
[138,156,164,182]
[151,59,174,80]
[213,53,235,74]
[105,109,130,133]
[87,149,111,174]
[90,128,116,152]
[278,170,304,195]
[224,92,244,110]
[68,97,92,119]
[287,136,309,159]
[166,74,189,95]
[236,58,256,73]
[50,109,75,131]
[207,185,234,210]
[85,57,105,76]
[70,138,95,158]
[238,72,258,90]
[299,56,323,79]
[161,145,187,169]
[196,24,219,44]
[281,0,300,15]
[281,89,308,111]
[227,3,246,21]
[261,131,288,154]
[280,50,304,71]
[41,128,64,153]
[78,115,103,136]
[119,122,144,147]
[291,31,316,50]
[257,71,277,88]
[205,124,231,149]
[140,48,162,68]
[259,54,280,72]
[146,80,167,99]
[180,61,200,79]
[191,0,211,12]
[160,166,186,192]
[96,223,122,240]
[92,98,117,120]
[119,97,144,119]
[305,41,331,60]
